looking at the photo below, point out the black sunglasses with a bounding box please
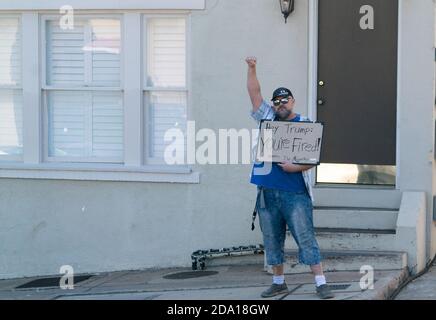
[272,97,291,107]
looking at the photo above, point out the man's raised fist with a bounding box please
[245,56,257,68]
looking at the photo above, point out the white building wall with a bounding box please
[1,0,435,279]
[0,0,311,279]
[397,0,436,262]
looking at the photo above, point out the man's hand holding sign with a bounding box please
[277,162,315,173]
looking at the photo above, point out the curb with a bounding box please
[350,268,409,300]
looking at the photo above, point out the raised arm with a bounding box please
[246,57,264,112]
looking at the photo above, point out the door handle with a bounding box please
[318,80,325,86]
[317,99,325,105]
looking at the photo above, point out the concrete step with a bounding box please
[314,188,401,209]
[285,228,397,252]
[266,250,408,274]
[313,207,398,230]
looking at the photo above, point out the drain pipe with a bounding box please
[388,253,436,300]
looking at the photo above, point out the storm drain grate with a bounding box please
[163,271,219,280]
[329,284,351,291]
[16,275,94,289]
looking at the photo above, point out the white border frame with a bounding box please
[0,11,199,184]
[0,0,205,10]
[307,0,318,189]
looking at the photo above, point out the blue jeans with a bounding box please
[257,187,322,266]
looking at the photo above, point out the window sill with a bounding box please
[0,163,200,184]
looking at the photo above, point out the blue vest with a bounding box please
[250,114,307,193]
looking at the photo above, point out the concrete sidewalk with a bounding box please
[395,260,436,300]
[0,264,408,300]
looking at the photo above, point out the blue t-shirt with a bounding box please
[250,114,307,193]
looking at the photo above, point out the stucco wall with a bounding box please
[0,0,311,279]
[397,0,436,263]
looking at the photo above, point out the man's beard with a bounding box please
[276,108,292,120]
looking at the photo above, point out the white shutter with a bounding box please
[147,18,186,88]
[48,91,123,160]
[0,17,22,157]
[47,20,85,86]
[47,18,121,86]
[48,91,87,157]
[92,91,123,158]
[0,17,21,86]
[46,17,123,162]
[145,18,187,162]
[90,19,121,86]
[0,89,23,155]
[147,92,187,159]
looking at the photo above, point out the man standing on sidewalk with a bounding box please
[246,56,334,299]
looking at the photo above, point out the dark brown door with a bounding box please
[317,0,398,165]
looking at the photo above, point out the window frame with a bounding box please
[142,14,190,165]
[41,14,125,164]
[0,11,198,184]
[0,14,23,162]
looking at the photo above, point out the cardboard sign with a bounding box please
[256,120,324,165]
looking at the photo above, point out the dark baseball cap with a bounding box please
[271,87,293,101]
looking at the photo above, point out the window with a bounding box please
[43,16,123,162]
[0,16,22,160]
[0,12,197,183]
[144,17,187,164]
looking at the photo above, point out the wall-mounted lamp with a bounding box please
[279,0,295,23]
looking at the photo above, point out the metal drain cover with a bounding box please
[16,275,93,289]
[329,284,351,291]
[163,271,218,280]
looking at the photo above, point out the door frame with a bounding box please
[307,0,402,192]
